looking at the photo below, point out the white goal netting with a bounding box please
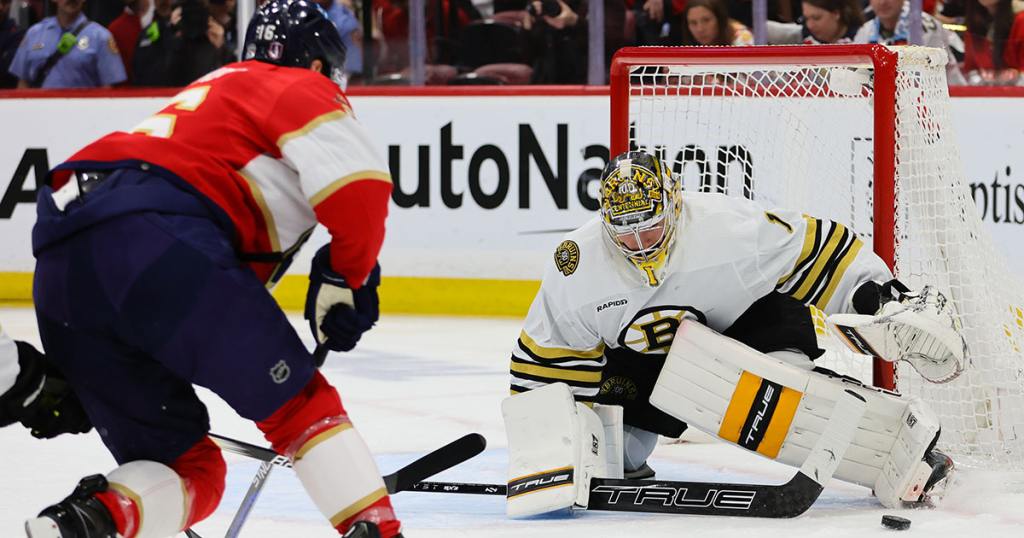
[617,45,1024,470]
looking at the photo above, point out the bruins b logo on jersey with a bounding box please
[554,240,580,276]
[618,306,706,354]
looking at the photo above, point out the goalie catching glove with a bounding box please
[830,280,967,383]
[305,245,381,353]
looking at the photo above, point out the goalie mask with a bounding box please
[600,151,682,287]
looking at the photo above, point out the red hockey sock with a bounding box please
[170,435,227,527]
[257,370,345,454]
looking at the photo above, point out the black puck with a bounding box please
[881,515,911,530]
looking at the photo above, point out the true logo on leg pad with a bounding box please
[507,467,574,498]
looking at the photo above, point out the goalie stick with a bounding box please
[407,473,822,517]
[407,390,867,519]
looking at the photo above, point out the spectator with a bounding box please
[523,0,585,83]
[631,0,685,45]
[133,0,234,86]
[207,0,236,51]
[854,0,967,84]
[1,0,25,88]
[318,0,363,79]
[681,0,753,46]
[8,0,126,88]
[961,0,1024,84]
[108,0,152,83]
[767,0,864,44]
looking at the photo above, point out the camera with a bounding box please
[527,0,561,17]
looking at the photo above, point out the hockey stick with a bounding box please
[223,459,275,538]
[209,432,488,494]
[189,433,484,537]
[404,391,867,519]
[401,472,824,517]
[313,343,329,367]
[407,472,826,517]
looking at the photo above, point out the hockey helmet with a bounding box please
[243,0,347,87]
[599,151,682,286]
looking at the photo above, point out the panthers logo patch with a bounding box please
[554,240,580,276]
[618,306,706,354]
[600,376,639,401]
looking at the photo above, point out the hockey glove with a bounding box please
[305,245,381,353]
[851,278,912,316]
[833,280,966,383]
[0,341,92,439]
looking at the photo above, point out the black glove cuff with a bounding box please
[852,278,911,315]
[311,245,352,288]
[311,245,381,289]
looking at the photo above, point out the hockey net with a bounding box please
[610,45,1024,470]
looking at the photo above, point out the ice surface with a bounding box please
[1,308,1021,537]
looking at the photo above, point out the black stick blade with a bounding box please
[385,433,487,494]
[587,471,823,518]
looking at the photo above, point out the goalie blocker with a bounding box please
[651,319,950,508]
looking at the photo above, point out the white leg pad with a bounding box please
[651,319,942,505]
[501,383,608,517]
[107,461,187,538]
[292,421,391,527]
[872,398,942,507]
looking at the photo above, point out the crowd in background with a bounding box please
[1,0,1022,88]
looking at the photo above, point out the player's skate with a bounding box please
[343,520,405,538]
[24,475,116,538]
[829,286,967,384]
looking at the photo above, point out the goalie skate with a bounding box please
[907,449,955,508]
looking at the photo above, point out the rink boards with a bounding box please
[0,87,1021,315]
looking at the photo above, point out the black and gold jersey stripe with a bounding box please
[509,330,605,402]
[778,216,864,310]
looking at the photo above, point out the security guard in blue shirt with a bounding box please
[8,0,126,88]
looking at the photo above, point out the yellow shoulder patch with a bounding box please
[554,240,580,276]
[107,38,119,54]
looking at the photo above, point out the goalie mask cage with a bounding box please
[610,44,1024,471]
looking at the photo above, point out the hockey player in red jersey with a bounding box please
[25,1,400,537]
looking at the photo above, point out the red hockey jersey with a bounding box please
[52,61,392,288]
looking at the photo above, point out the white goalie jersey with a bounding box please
[510,192,893,402]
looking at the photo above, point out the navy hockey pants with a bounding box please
[33,210,317,464]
